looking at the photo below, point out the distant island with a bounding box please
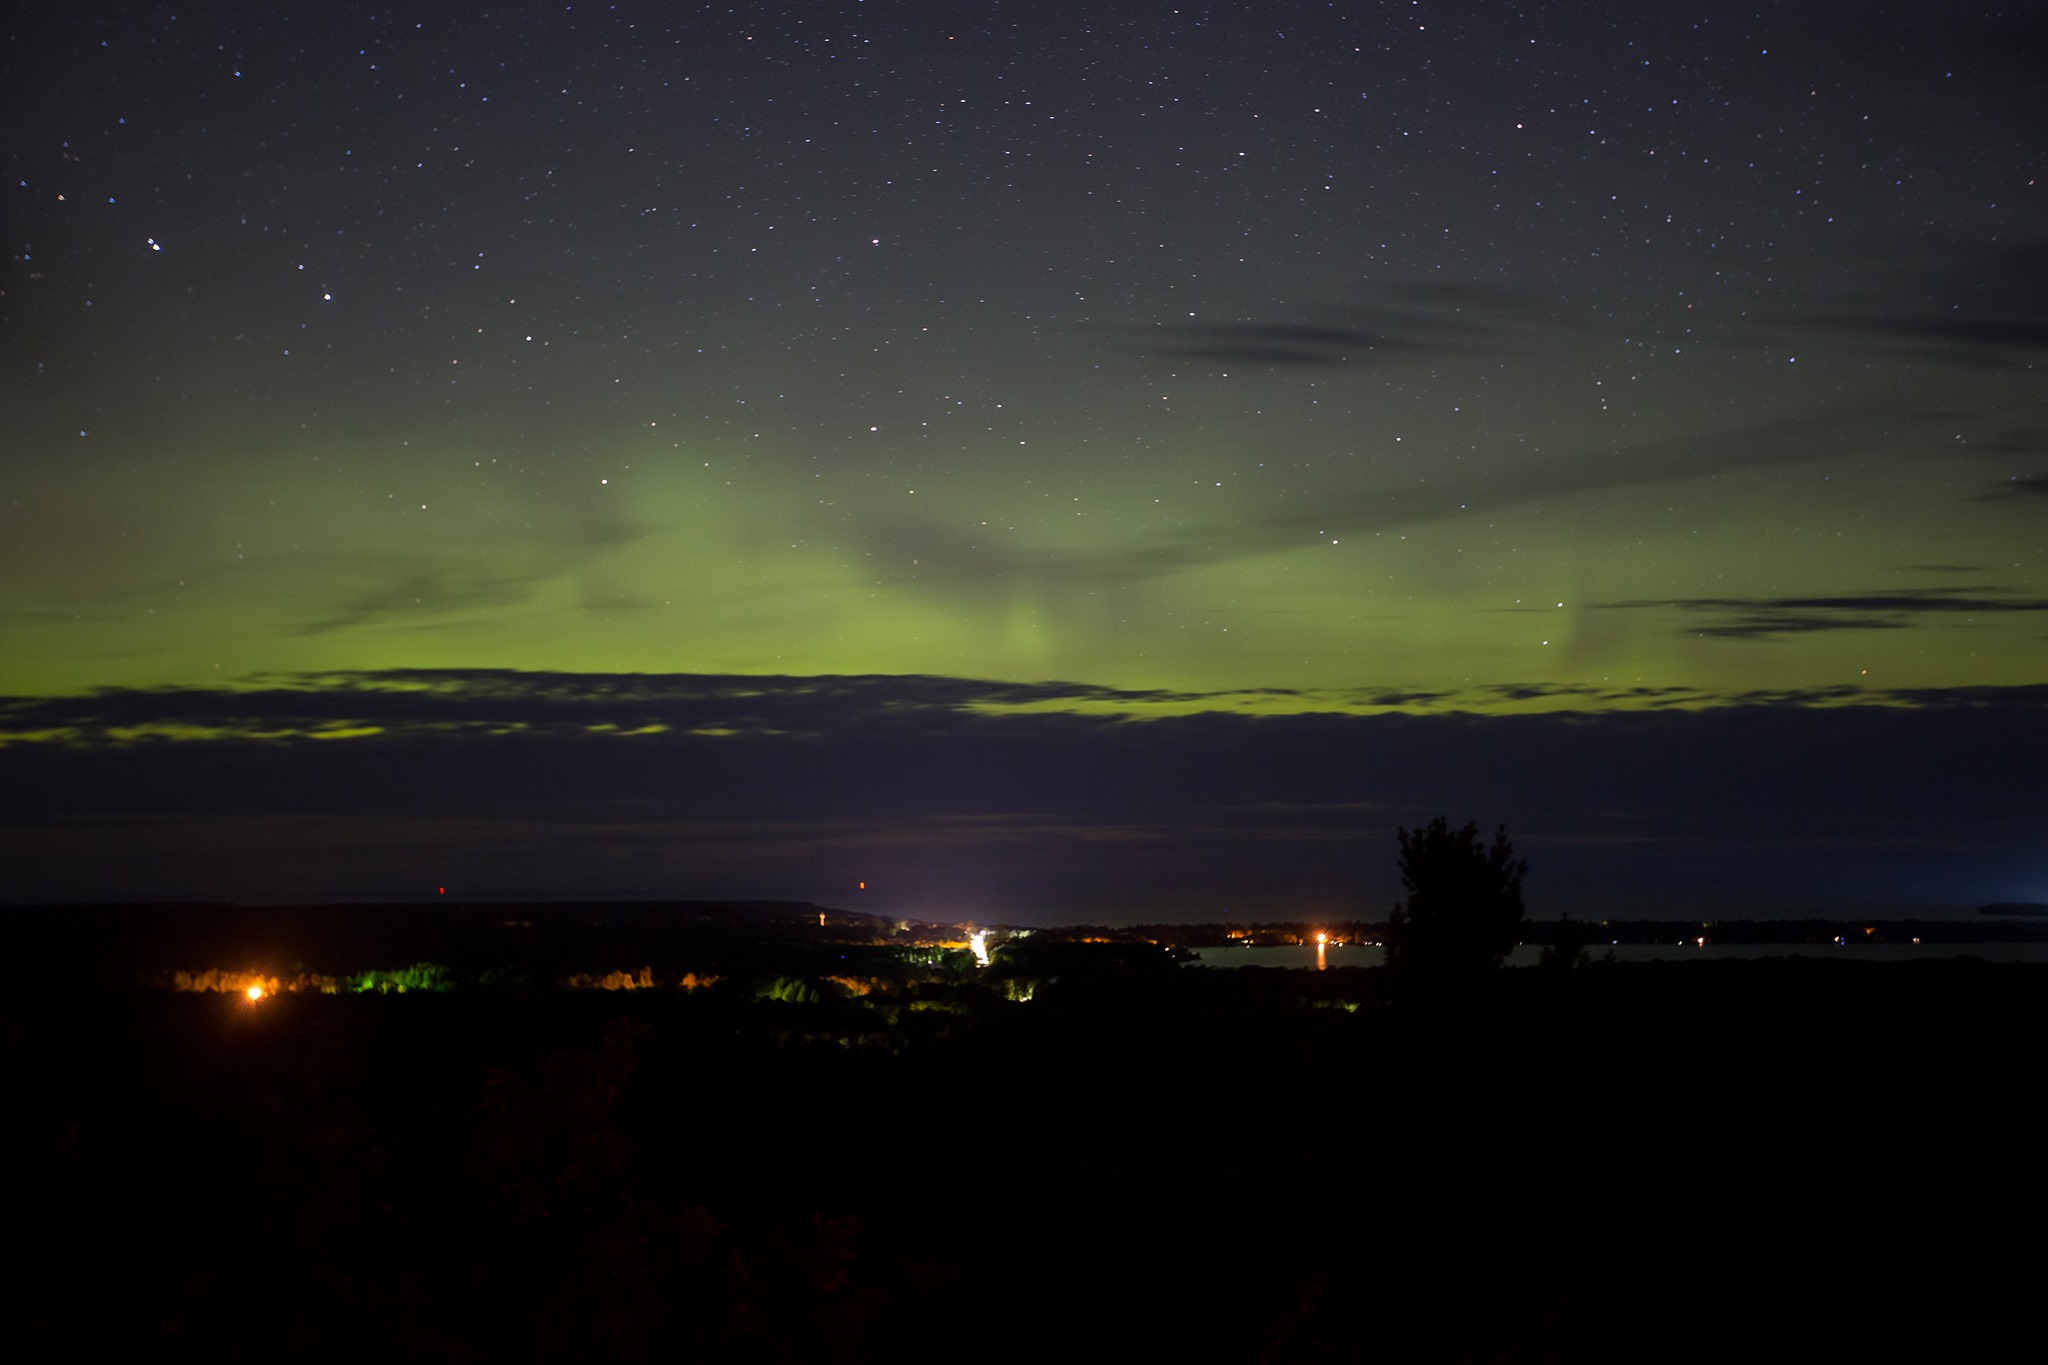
[1980,902,2048,916]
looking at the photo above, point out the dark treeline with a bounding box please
[4,900,915,988]
[5,937,2044,1361]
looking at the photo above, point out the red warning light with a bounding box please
[438,886,446,895]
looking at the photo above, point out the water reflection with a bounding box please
[1188,942,2048,969]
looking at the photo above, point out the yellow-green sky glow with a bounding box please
[6,365,2041,708]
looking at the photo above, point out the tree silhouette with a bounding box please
[1538,913,1588,973]
[1385,818,1527,985]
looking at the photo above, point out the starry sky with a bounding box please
[4,2,2044,920]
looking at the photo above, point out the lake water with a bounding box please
[1185,942,2048,969]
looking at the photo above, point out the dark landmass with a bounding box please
[1980,902,2048,917]
[6,900,922,989]
[15,900,2048,989]
[5,902,2043,1361]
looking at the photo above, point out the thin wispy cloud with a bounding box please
[856,408,1902,596]
[1804,239,2048,368]
[1602,587,2048,640]
[1979,475,2048,502]
[1093,285,1534,369]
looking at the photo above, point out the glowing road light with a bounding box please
[969,930,991,969]
[244,984,266,1002]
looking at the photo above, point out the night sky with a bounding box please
[4,2,2044,921]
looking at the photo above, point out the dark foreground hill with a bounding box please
[4,947,2042,1362]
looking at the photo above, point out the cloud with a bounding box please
[294,566,557,636]
[1095,287,1531,370]
[1600,586,2048,640]
[1804,239,2048,369]
[11,667,2046,748]
[272,504,647,637]
[1975,428,2048,457]
[1980,475,2048,502]
[0,669,1271,746]
[858,407,1899,594]
[1111,316,1483,367]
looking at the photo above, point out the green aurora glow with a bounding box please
[5,344,2041,707]
[6,6,2043,721]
